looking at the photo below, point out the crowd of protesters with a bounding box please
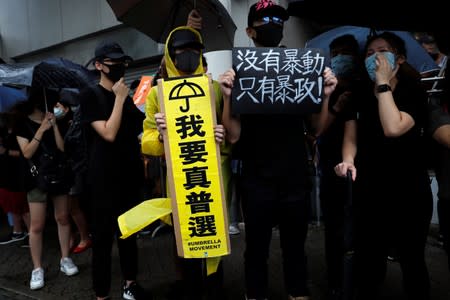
[1,0,450,300]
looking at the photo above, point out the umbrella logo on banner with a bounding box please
[169,79,205,112]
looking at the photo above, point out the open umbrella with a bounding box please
[0,57,98,89]
[0,85,27,113]
[306,26,439,74]
[287,0,450,53]
[106,0,237,52]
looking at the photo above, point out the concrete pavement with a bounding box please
[0,219,449,300]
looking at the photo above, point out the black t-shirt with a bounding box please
[0,129,27,191]
[238,114,308,179]
[14,117,62,191]
[15,118,60,161]
[318,83,360,173]
[80,84,145,188]
[356,75,429,182]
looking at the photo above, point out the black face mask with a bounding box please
[102,63,126,83]
[175,50,200,74]
[253,23,283,47]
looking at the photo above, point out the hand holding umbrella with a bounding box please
[187,9,203,30]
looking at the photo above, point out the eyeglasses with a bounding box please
[260,16,284,26]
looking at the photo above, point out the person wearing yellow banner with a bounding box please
[218,1,338,300]
[141,26,231,300]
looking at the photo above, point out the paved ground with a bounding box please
[0,217,449,300]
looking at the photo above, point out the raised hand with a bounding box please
[187,9,202,30]
[219,69,235,98]
[112,78,129,104]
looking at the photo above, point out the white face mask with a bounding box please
[53,107,65,119]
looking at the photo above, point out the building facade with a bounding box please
[0,0,315,82]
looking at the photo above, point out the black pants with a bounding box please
[354,175,433,300]
[320,170,348,291]
[435,147,450,267]
[171,231,225,300]
[89,183,139,298]
[240,173,310,299]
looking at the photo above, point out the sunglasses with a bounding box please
[260,16,284,26]
[102,59,128,67]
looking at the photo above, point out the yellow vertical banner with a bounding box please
[158,74,230,258]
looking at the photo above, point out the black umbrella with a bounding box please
[0,57,98,89]
[106,0,237,52]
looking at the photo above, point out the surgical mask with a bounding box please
[364,51,396,82]
[102,63,126,83]
[253,23,283,47]
[175,50,200,74]
[53,107,65,119]
[331,55,358,78]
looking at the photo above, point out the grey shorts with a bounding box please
[27,188,48,203]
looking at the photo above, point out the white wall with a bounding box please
[205,0,315,80]
[0,0,121,60]
[0,0,316,69]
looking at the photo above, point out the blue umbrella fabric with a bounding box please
[0,57,98,89]
[0,85,27,113]
[306,26,439,74]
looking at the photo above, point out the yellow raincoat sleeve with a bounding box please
[141,86,164,156]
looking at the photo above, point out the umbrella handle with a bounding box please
[43,87,49,113]
[346,170,352,206]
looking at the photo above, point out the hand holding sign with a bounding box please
[214,124,226,144]
[219,69,236,98]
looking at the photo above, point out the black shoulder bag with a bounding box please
[26,123,73,194]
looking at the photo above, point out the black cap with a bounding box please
[94,40,132,62]
[248,0,289,27]
[169,29,205,50]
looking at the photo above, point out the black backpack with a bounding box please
[64,107,88,175]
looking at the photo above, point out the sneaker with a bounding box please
[228,223,241,235]
[123,281,148,300]
[30,267,44,290]
[60,257,79,276]
[0,232,28,245]
[387,255,398,262]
